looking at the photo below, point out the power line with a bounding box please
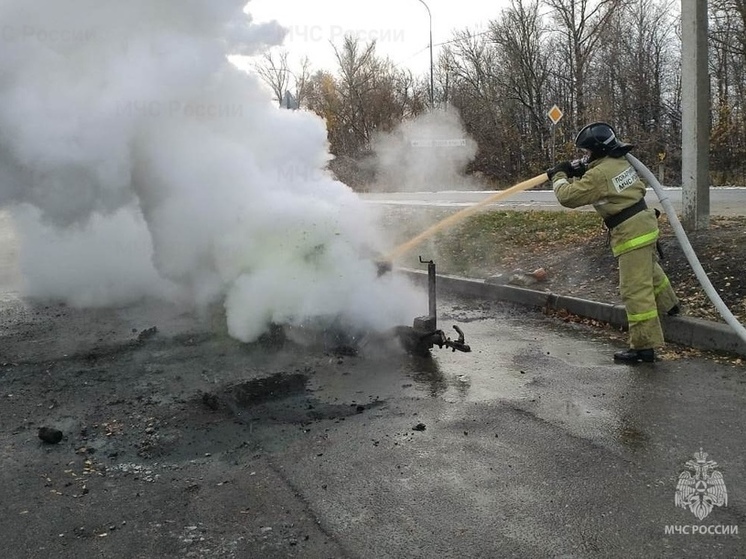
[391,28,493,70]
[433,28,492,48]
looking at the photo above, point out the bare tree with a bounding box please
[543,0,627,127]
[490,0,552,164]
[435,47,456,107]
[710,0,746,182]
[291,56,313,109]
[330,35,424,156]
[595,1,678,152]
[296,0,746,185]
[254,50,290,107]
[331,36,380,155]
[444,30,508,178]
[710,0,746,57]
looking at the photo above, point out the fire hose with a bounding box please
[384,159,746,346]
[626,154,746,345]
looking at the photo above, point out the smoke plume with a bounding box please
[371,107,478,192]
[0,0,424,342]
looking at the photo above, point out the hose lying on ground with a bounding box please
[626,153,746,345]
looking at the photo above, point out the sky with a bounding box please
[247,0,512,76]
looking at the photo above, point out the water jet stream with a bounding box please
[384,173,549,262]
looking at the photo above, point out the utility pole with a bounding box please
[417,0,434,106]
[681,0,710,230]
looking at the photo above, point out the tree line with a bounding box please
[256,0,746,189]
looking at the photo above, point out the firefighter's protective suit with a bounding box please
[552,157,679,350]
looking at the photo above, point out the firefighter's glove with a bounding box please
[569,158,588,178]
[546,160,574,181]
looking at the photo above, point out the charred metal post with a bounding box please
[382,256,470,356]
[404,257,471,355]
[424,256,436,324]
[413,257,437,334]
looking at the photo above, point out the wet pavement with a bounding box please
[1,289,744,558]
[1,209,745,558]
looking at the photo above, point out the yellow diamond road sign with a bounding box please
[547,105,563,125]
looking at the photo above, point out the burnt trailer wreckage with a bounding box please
[389,258,471,357]
[259,258,471,358]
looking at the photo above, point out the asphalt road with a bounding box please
[361,187,746,216]
[1,212,744,558]
[1,294,744,558]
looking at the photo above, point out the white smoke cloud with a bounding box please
[13,204,181,308]
[371,107,479,192]
[0,0,424,342]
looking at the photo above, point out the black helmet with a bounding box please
[574,122,634,158]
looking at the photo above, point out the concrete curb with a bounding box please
[401,268,746,358]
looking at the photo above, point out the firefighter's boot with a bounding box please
[613,348,655,363]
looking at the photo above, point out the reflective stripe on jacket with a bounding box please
[552,157,659,257]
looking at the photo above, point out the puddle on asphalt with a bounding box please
[215,371,387,428]
[229,372,307,406]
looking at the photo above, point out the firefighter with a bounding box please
[547,122,679,364]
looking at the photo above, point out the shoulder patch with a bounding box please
[611,166,639,192]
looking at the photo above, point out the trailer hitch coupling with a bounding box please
[398,258,471,356]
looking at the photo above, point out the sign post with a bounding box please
[547,105,563,166]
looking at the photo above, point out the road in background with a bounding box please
[362,187,746,216]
